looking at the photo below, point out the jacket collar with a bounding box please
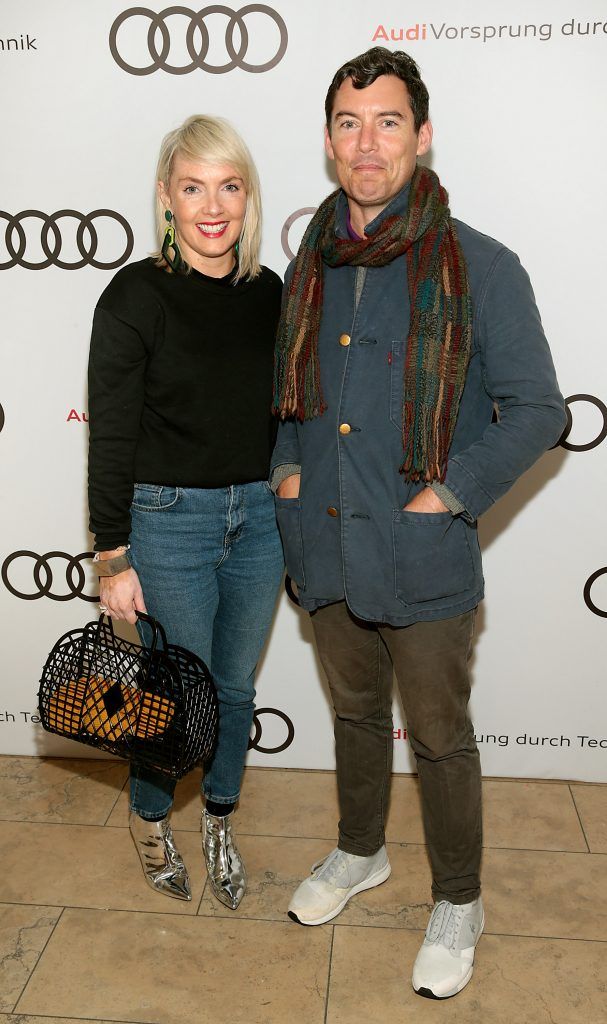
[335,180,412,240]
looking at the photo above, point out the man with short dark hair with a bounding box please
[271,47,565,999]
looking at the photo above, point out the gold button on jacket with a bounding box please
[339,423,351,435]
[327,506,338,517]
[339,333,351,347]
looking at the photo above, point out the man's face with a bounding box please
[325,75,432,228]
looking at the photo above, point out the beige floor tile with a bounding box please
[200,836,607,940]
[198,835,337,922]
[336,843,433,929]
[386,775,426,844]
[0,822,205,915]
[483,847,607,941]
[199,834,434,929]
[571,784,607,853]
[482,780,587,851]
[1,1018,125,1023]
[16,908,332,1024]
[0,905,62,1012]
[239,768,424,844]
[0,756,127,826]
[238,768,340,838]
[107,768,426,843]
[327,927,607,1024]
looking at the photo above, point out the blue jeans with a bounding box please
[127,481,284,819]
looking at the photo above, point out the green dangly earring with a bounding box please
[162,210,182,272]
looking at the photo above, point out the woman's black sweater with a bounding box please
[88,258,282,550]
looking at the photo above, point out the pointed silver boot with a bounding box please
[129,811,192,901]
[202,809,246,910]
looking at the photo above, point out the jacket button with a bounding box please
[339,423,351,435]
[339,333,351,347]
[327,506,338,517]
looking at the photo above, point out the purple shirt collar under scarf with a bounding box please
[346,207,363,241]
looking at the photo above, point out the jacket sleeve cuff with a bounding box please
[270,463,301,494]
[429,482,469,519]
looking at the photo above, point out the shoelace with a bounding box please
[311,848,350,886]
[426,901,464,949]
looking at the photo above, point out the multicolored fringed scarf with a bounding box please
[272,166,472,482]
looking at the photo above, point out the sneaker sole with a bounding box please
[413,912,485,1000]
[288,861,392,926]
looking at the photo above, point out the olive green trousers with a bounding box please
[310,601,482,905]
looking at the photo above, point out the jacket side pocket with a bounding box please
[392,510,475,605]
[275,497,306,590]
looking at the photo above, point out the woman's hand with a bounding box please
[99,567,147,625]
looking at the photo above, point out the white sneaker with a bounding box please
[288,846,391,926]
[412,897,484,999]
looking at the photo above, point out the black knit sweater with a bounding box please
[88,258,282,550]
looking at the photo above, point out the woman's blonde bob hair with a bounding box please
[153,114,262,282]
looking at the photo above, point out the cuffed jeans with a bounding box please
[310,601,482,904]
[127,481,284,819]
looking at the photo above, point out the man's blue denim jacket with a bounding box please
[271,186,566,625]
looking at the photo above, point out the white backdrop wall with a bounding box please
[1,0,605,781]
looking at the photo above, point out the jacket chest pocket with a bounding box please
[390,341,405,430]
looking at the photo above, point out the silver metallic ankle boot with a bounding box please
[202,809,246,910]
[129,811,192,901]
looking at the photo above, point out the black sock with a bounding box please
[206,799,235,817]
[139,812,166,822]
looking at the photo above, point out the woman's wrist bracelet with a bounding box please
[93,546,131,577]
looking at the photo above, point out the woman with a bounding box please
[88,115,284,909]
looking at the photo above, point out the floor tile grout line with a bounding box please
[0,815,597,856]
[102,770,131,826]
[0,900,207,920]
[0,819,598,856]
[1,1013,151,1024]
[1,899,606,943]
[568,783,591,853]
[1,757,605,787]
[323,925,335,1024]
[195,871,209,914]
[10,905,66,1015]
[480,930,607,944]
[163,907,607,943]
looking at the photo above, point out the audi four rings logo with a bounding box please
[109,5,288,75]
[558,394,607,451]
[584,568,607,618]
[2,551,99,602]
[248,708,294,753]
[281,207,317,261]
[0,211,134,270]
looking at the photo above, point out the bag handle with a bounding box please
[135,611,169,653]
[93,611,169,654]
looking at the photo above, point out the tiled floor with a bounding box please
[0,756,606,1023]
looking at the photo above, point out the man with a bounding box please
[271,47,565,999]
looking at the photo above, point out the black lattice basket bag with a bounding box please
[38,612,218,779]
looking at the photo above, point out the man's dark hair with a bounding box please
[325,47,430,133]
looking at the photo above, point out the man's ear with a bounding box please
[416,120,433,157]
[324,124,335,161]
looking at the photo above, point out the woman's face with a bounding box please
[159,153,247,276]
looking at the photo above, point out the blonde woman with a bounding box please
[88,116,284,909]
